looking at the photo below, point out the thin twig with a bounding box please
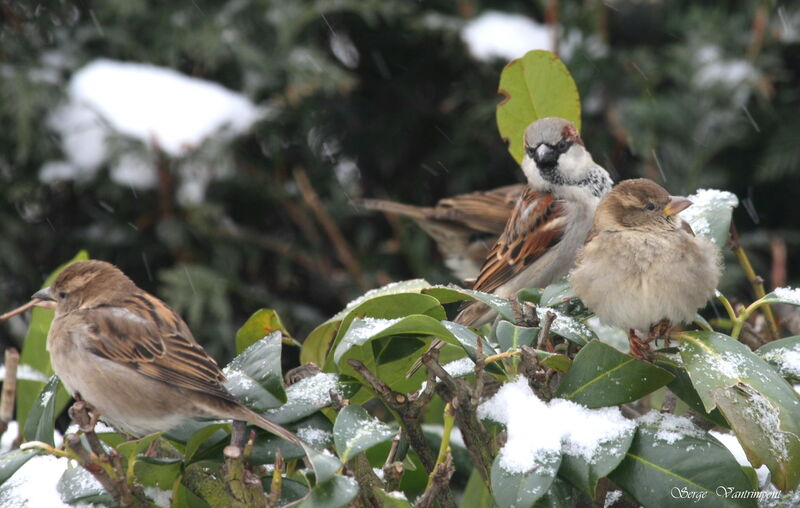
[536,312,557,352]
[268,450,284,507]
[729,222,778,340]
[414,453,454,508]
[0,300,39,322]
[293,167,368,290]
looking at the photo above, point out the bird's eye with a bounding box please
[58,291,67,299]
[525,145,536,158]
[556,139,570,151]
[643,202,656,211]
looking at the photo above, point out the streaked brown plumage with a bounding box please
[32,260,301,443]
[360,184,524,281]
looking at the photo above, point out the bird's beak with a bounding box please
[663,197,693,216]
[533,144,558,168]
[31,287,57,309]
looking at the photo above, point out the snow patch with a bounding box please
[0,455,99,508]
[0,364,50,383]
[296,427,332,447]
[772,287,800,306]
[461,11,553,62]
[638,411,705,444]
[709,430,770,487]
[679,188,738,244]
[478,377,634,474]
[442,357,475,378]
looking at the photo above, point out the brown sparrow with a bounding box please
[360,184,524,281]
[569,179,721,360]
[408,118,612,375]
[32,260,301,443]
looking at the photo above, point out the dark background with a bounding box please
[1,0,798,363]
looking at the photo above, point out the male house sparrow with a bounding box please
[409,117,613,374]
[569,178,721,359]
[32,260,301,443]
[360,184,524,281]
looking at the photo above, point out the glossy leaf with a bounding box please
[333,315,459,393]
[442,321,505,376]
[22,375,60,445]
[265,372,359,425]
[491,451,561,508]
[679,331,800,490]
[653,351,729,427]
[235,308,292,354]
[301,320,340,367]
[533,478,575,508]
[268,478,309,506]
[539,279,576,307]
[57,464,111,505]
[495,320,539,352]
[301,444,343,485]
[296,475,358,508]
[423,286,515,322]
[609,414,756,508]
[536,307,594,346]
[17,250,88,432]
[558,428,635,498]
[460,469,493,508]
[224,331,286,411]
[496,50,581,164]
[0,450,38,485]
[756,335,800,382]
[679,189,738,246]
[555,340,674,407]
[333,405,394,463]
[251,413,331,465]
[183,423,230,462]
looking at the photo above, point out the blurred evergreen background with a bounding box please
[1,0,798,363]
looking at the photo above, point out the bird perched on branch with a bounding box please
[409,117,613,375]
[360,184,524,281]
[32,260,301,443]
[569,178,721,360]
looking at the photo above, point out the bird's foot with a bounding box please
[68,396,101,433]
[646,320,673,347]
[628,329,653,361]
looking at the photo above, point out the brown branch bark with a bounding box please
[414,452,454,508]
[0,348,19,438]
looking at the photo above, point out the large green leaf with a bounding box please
[491,451,562,508]
[0,450,38,486]
[422,286,515,322]
[235,308,293,355]
[251,413,332,465]
[678,189,738,246]
[535,307,594,346]
[496,50,581,164]
[295,475,358,508]
[333,405,394,463]
[264,372,359,425]
[495,320,539,352]
[224,331,286,411]
[609,412,756,508]
[679,331,800,491]
[333,315,459,393]
[558,426,635,498]
[533,478,575,508]
[17,250,88,432]
[756,335,800,382]
[22,375,60,445]
[301,320,339,367]
[555,340,674,408]
[57,464,111,505]
[654,351,729,427]
[301,444,343,485]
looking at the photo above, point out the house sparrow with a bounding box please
[360,184,524,281]
[569,178,721,360]
[31,260,301,443]
[409,117,612,375]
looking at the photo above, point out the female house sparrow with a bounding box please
[360,184,524,281]
[569,179,721,359]
[32,260,301,443]
[408,117,612,375]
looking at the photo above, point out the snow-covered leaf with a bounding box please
[423,286,515,321]
[678,188,738,246]
[0,450,38,486]
[333,405,394,463]
[224,331,286,411]
[300,445,343,485]
[22,375,60,446]
[441,321,505,376]
[757,336,800,382]
[555,340,674,407]
[265,372,358,425]
[57,464,110,505]
[679,331,800,491]
[609,412,756,508]
[558,425,635,498]
[496,50,582,165]
[490,452,561,508]
[653,352,729,428]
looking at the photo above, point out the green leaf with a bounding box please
[183,423,230,462]
[267,478,308,505]
[22,375,60,445]
[423,286,515,322]
[609,413,757,508]
[57,464,112,505]
[301,444,343,485]
[135,456,182,491]
[756,335,800,382]
[495,320,539,352]
[558,428,635,498]
[333,315,459,393]
[679,331,800,490]
[301,320,340,367]
[679,189,738,246]
[491,450,561,508]
[235,309,292,355]
[460,469,493,508]
[442,321,505,376]
[760,290,800,308]
[17,250,88,432]
[537,352,572,373]
[555,340,674,408]
[251,413,331,465]
[496,50,581,164]
[536,307,594,346]
[653,351,729,427]
[264,372,359,425]
[533,478,576,508]
[373,488,412,507]
[539,279,576,307]
[296,475,359,508]
[0,450,38,485]
[333,405,394,463]
[117,433,162,466]
[224,331,287,411]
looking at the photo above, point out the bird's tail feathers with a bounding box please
[358,198,431,220]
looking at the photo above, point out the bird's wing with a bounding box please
[468,188,567,295]
[434,184,525,234]
[79,293,234,401]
